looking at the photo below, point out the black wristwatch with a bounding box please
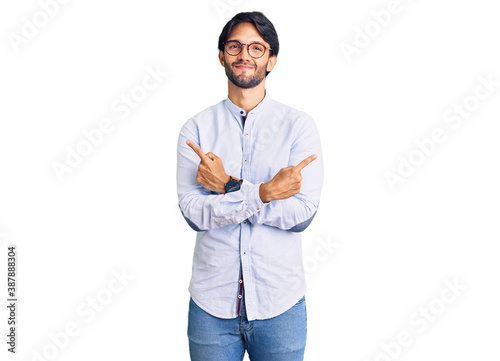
[225,176,243,193]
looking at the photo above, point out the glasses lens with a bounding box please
[225,41,241,55]
[248,44,265,58]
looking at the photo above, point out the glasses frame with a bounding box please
[223,40,272,59]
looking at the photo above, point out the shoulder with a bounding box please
[180,99,226,131]
[268,98,315,128]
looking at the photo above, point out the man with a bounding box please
[176,11,324,361]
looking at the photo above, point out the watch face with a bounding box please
[225,179,241,193]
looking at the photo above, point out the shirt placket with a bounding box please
[237,261,244,316]
[238,111,252,317]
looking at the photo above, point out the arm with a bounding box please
[248,116,324,232]
[177,119,267,231]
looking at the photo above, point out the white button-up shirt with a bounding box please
[176,90,324,321]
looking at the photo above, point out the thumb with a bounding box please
[206,152,216,161]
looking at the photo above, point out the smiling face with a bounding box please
[219,22,277,89]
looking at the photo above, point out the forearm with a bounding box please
[249,192,320,232]
[179,180,265,231]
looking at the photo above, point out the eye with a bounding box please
[227,42,240,49]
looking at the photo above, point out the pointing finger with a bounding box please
[186,140,209,162]
[295,154,318,171]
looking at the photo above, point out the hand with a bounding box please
[186,140,230,193]
[259,154,318,203]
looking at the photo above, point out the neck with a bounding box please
[227,80,266,114]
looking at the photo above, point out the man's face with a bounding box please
[219,22,276,89]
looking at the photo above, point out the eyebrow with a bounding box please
[227,39,267,46]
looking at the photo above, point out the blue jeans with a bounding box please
[187,293,307,361]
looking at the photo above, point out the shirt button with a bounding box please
[239,280,243,283]
[238,295,242,298]
[243,221,247,225]
[240,111,244,114]
[244,159,247,162]
[243,251,246,255]
[245,133,249,136]
[256,207,260,211]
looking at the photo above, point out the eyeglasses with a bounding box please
[223,40,272,59]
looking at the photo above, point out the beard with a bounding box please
[224,60,267,89]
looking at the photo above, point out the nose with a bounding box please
[236,44,252,62]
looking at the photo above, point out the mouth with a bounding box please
[234,64,254,70]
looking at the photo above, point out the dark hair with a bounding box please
[218,11,279,77]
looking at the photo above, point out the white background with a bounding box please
[1,0,499,360]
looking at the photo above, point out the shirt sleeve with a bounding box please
[247,115,324,232]
[177,119,268,231]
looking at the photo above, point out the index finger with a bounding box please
[295,154,318,171]
[186,140,209,162]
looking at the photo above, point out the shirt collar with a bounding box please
[224,89,271,118]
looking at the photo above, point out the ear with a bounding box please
[218,50,225,67]
[266,54,277,72]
